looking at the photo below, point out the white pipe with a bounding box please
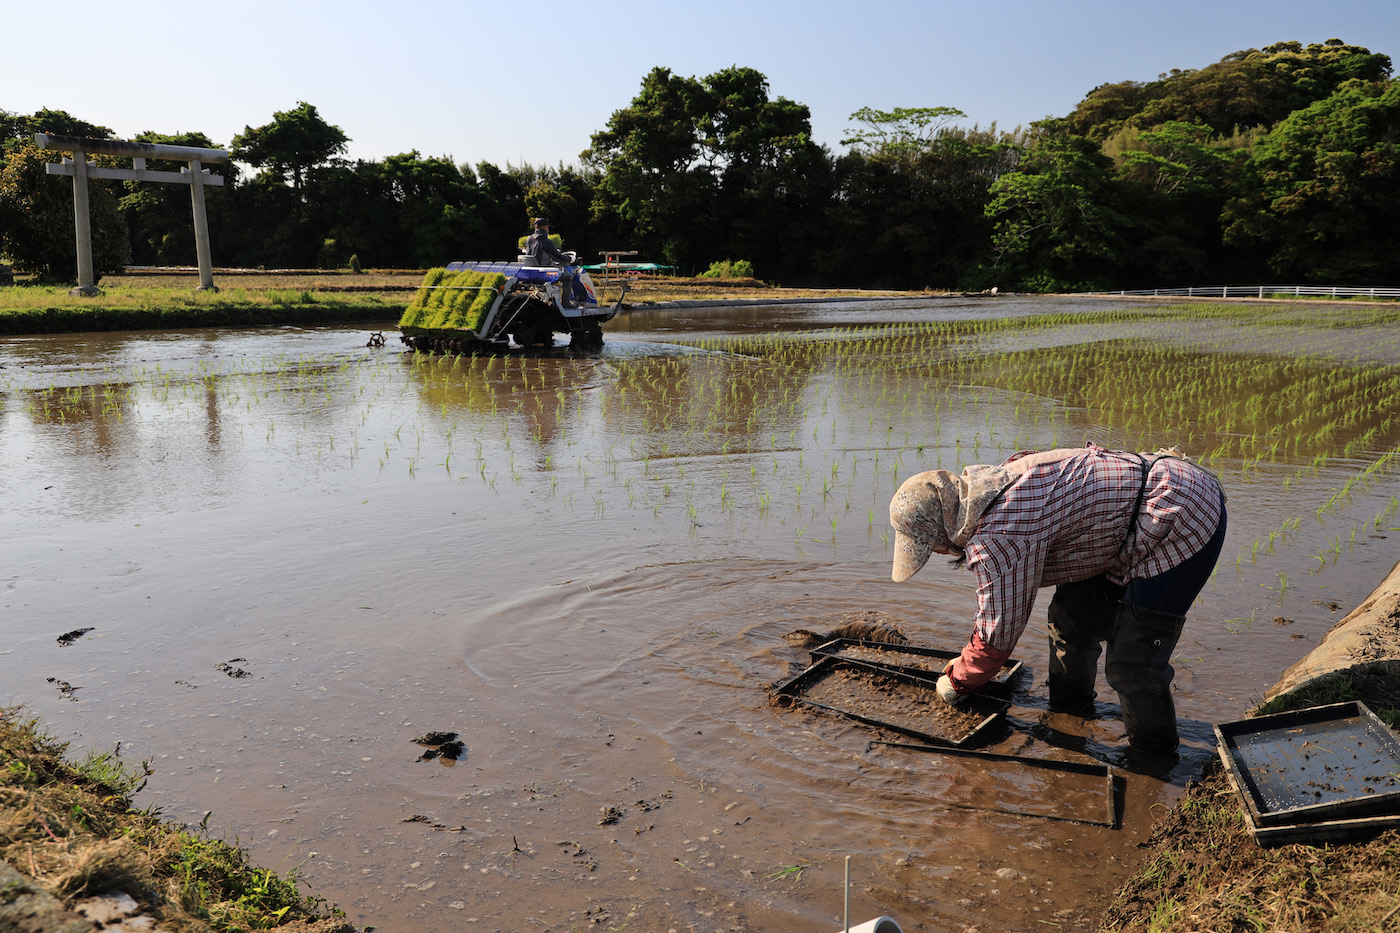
[832,918,904,933]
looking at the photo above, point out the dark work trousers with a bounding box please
[1047,499,1228,749]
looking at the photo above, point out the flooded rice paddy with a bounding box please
[3,295,1400,932]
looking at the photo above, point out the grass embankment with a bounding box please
[1105,670,1400,932]
[0,282,406,335]
[1104,762,1400,932]
[0,272,924,335]
[0,707,348,931]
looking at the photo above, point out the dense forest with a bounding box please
[2,39,1396,291]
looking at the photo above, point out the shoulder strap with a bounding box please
[1116,453,1158,560]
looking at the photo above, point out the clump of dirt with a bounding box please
[783,609,911,648]
[45,677,78,700]
[1103,759,1400,932]
[411,731,464,762]
[215,658,251,678]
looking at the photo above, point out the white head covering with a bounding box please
[889,464,1018,582]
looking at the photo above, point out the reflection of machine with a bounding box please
[399,252,628,353]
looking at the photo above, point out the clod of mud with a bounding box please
[215,659,251,678]
[412,732,464,762]
[598,805,623,826]
[416,741,463,762]
[45,677,78,700]
[56,627,94,646]
[784,610,911,648]
[402,814,466,833]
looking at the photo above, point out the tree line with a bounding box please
[2,39,1396,291]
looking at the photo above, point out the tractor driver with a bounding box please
[525,218,577,308]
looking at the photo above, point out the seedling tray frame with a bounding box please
[810,638,1024,686]
[1214,701,1400,843]
[773,655,1012,747]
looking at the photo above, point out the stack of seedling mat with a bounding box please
[773,639,1023,747]
[398,267,506,339]
[1215,701,1400,846]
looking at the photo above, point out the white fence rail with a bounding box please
[1087,285,1400,299]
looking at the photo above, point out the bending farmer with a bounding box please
[524,217,577,308]
[888,444,1226,753]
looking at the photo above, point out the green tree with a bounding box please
[232,102,348,190]
[585,67,710,267]
[584,65,821,273]
[119,130,229,266]
[1108,120,1243,284]
[983,123,1128,290]
[472,162,529,258]
[515,162,600,259]
[379,151,493,267]
[0,144,129,280]
[1222,78,1400,280]
[840,106,968,160]
[818,121,1019,289]
[1065,40,1392,140]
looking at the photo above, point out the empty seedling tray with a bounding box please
[811,638,1024,686]
[1215,701,1400,837]
[773,656,1012,747]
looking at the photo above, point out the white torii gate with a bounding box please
[36,132,229,296]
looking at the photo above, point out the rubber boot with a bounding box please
[1047,606,1100,717]
[1045,578,1120,717]
[1105,603,1186,753]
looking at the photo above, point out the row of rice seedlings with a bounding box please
[8,302,1398,602]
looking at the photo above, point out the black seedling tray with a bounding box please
[1215,701,1400,833]
[811,638,1024,686]
[773,655,1012,747]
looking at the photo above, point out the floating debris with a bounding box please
[402,814,466,832]
[412,731,458,746]
[413,731,464,762]
[56,628,94,647]
[216,659,251,678]
[46,677,78,699]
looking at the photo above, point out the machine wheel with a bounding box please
[512,319,547,348]
[569,320,604,350]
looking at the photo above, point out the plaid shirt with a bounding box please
[964,445,1224,652]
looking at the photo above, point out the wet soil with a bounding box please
[3,297,1399,932]
[780,664,995,744]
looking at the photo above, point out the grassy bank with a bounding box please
[0,284,405,335]
[0,272,926,336]
[0,706,351,932]
[1104,666,1400,932]
[1103,761,1400,932]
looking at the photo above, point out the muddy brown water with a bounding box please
[4,297,1400,932]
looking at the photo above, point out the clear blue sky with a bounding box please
[8,0,1398,174]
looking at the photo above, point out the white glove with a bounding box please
[936,673,964,706]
